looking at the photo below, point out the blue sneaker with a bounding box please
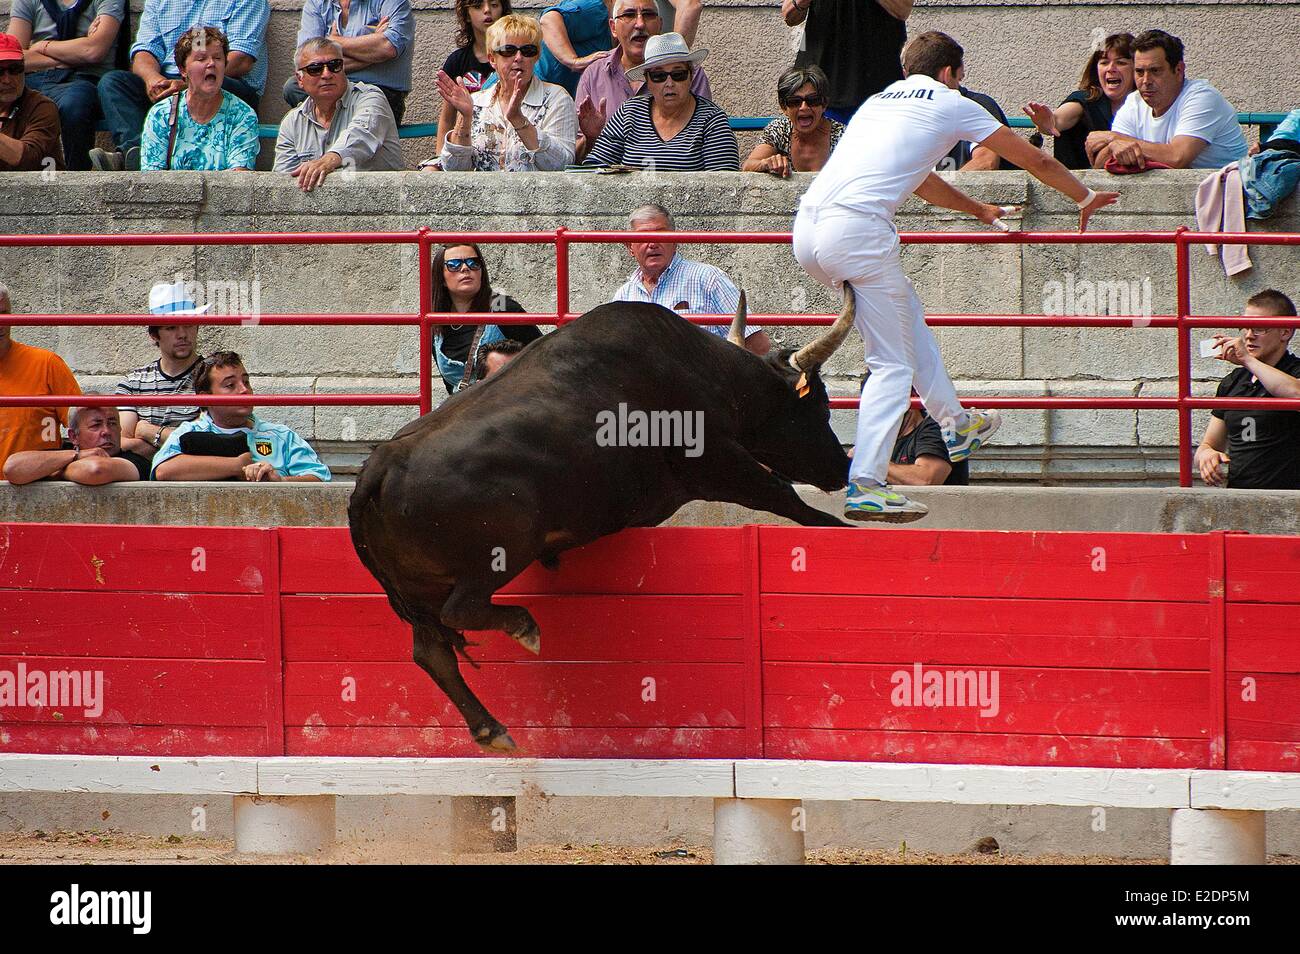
[944,409,1001,463]
[844,480,928,523]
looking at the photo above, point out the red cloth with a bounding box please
[1104,157,1174,175]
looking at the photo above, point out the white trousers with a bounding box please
[793,204,967,486]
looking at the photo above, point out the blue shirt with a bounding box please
[131,0,272,95]
[612,253,740,339]
[1269,108,1300,144]
[296,0,415,93]
[536,0,612,97]
[140,90,260,170]
[151,412,332,481]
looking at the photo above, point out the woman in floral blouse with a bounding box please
[140,27,259,172]
[427,13,576,172]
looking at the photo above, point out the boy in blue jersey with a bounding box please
[151,351,331,482]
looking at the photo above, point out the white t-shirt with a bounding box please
[799,74,1004,219]
[1110,79,1246,169]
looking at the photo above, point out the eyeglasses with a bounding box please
[494,44,540,58]
[299,58,344,76]
[784,94,827,108]
[0,63,25,77]
[646,68,690,84]
[613,8,662,21]
[444,257,483,272]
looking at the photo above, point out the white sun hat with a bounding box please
[149,279,211,316]
[626,32,710,83]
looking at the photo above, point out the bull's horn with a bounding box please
[727,290,748,347]
[790,283,856,372]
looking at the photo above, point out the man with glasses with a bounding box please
[0,32,64,171]
[274,37,403,191]
[1196,290,1300,490]
[286,0,414,124]
[574,0,709,149]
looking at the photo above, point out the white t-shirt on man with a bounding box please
[799,74,1004,220]
[1110,79,1247,169]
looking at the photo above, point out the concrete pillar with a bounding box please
[713,798,805,865]
[233,795,336,855]
[1170,809,1265,865]
[450,796,517,853]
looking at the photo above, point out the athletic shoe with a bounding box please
[844,480,928,523]
[945,409,1001,462]
[124,146,141,171]
[88,148,124,171]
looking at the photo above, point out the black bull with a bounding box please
[348,286,858,751]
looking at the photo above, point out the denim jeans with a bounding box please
[26,70,102,171]
[98,70,261,152]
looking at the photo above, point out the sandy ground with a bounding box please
[6,829,1291,864]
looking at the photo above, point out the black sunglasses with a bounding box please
[0,63,25,77]
[444,257,483,272]
[646,68,690,84]
[785,94,827,108]
[494,44,540,58]
[613,8,662,21]
[299,58,344,76]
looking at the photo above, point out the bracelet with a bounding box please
[511,119,531,132]
[1076,188,1097,210]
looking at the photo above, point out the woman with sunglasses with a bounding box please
[431,0,511,162]
[428,13,576,171]
[432,243,543,393]
[743,66,844,177]
[581,32,737,171]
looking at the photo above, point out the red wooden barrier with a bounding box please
[0,524,281,755]
[1225,535,1300,772]
[0,522,1294,770]
[277,526,757,758]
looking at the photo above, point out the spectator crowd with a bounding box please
[1,2,1297,489]
[0,1,1287,176]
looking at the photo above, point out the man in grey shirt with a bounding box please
[274,37,404,191]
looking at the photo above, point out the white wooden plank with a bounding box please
[0,755,258,794]
[1192,771,1300,810]
[256,758,737,798]
[735,760,1193,808]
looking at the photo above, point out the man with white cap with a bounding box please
[794,30,1118,522]
[114,278,207,459]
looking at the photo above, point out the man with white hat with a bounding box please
[794,30,1119,522]
[114,278,208,459]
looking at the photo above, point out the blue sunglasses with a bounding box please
[444,257,482,271]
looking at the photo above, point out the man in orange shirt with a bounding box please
[0,282,81,469]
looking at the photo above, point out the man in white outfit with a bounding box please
[794,30,1118,522]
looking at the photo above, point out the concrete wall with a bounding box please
[6,481,1300,536]
[3,168,1298,481]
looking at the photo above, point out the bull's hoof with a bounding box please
[473,724,517,753]
[509,621,541,655]
[511,629,541,655]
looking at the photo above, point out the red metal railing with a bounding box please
[2,227,1298,486]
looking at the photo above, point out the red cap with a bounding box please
[0,34,24,63]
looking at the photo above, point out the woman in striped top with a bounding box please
[581,33,738,171]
